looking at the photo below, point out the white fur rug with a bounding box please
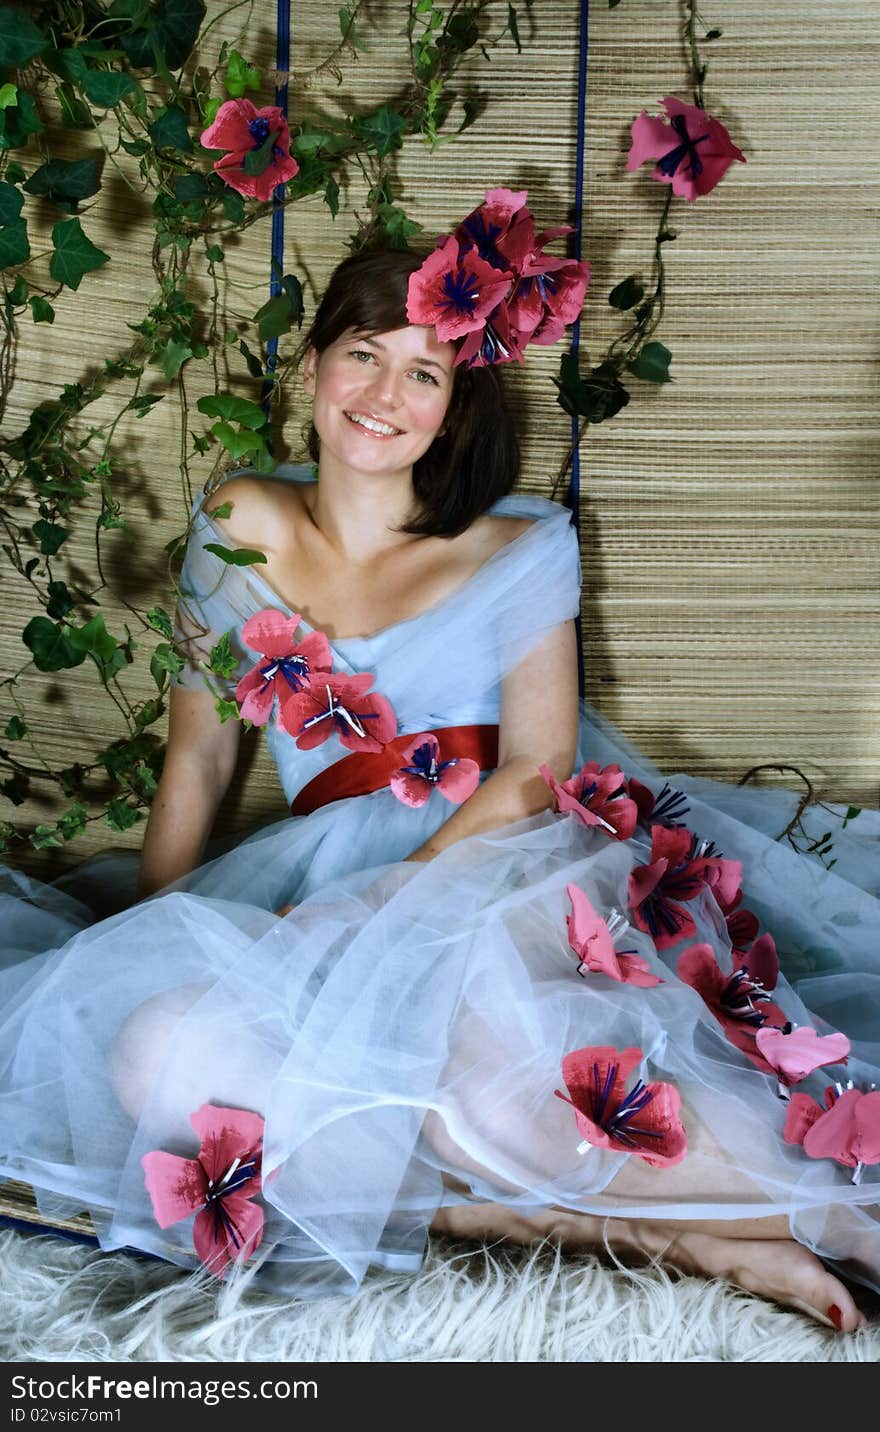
[1,1228,877,1362]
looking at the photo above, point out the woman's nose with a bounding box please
[365,367,403,409]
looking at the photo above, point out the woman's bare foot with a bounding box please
[430,1200,868,1332]
[655,1230,868,1333]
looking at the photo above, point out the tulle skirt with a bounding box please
[1,702,878,1297]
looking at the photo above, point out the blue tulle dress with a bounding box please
[1,467,879,1297]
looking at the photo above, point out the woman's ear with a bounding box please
[302,345,317,396]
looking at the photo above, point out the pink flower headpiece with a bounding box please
[406,187,591,368]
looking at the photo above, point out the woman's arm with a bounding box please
[406,619,579,863]
[135,678,241,902]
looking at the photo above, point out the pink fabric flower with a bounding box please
[281,673,397,754]
[405,234,512,343]
[454,296,526,368]
[566,884,662,987]
[755,1025,851,1085]
[390,733,480,808]
[626,95,746,202]
[200,99,299,202]
[628,826,741,950]
[236,608,332,726]
[540,760,638,840]
[784,1087,880,1173]
[677,938,788,1072]
[555,1044,687,1166]
[141,1104,264,1279]
[629,778,690,830]
[716,889,761,953]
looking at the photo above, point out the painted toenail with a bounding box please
[827,1303,843,1330]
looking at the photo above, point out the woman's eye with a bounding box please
[412,370,438,385]
[349,349,374,362]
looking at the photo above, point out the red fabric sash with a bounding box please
[291,724,499,817]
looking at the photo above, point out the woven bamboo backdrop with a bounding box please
[1,0,878,880]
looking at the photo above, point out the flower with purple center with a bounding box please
[390,733,481,808]
[626,95,746,202]
[555,1044,687,1166]
[236,608,332,728]
[200,98,300,203]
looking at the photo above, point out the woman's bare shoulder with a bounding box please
[471,512,536,559]
[202,474,304,549]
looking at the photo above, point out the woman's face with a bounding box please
[304,324,455,478]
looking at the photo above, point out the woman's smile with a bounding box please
[343,409,405,438]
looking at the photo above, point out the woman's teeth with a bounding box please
[346,412,401,436]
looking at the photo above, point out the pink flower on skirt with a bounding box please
[566,883,662,987]
[236,608,332,726]
[784,1086,880,1174]
[626,95,746,202]
[201,99,299,202]
[540,760,638,840]
[628,826,741,950]
[755,1025,851,1085]
[555,1044,687,1166]
[141,1103,265,1278]
[390,733,480,807]
[677,937,788,1072]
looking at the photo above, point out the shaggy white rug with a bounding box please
[1,1228,877,1363]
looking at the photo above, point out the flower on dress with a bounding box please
[555,1044,687,1166]
[628,778,690,830]
[540,760,638,840]
[236,609,332,726]
[390,733,480,808]
[141,1104,264,1279]
[405,233,513,344]
[754,1025,851,1085]
[200,99,300,202]
[627,825,742,950]
[783,1084,880,1181]
[716,888,761,953]
[677,937,788,1072]
[566,884,663,987]
[281,673,397,754]
[626,95,746,202]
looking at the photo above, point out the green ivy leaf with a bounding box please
[196,393,267,429]
[209,422,265,460]
[4,273,27,307]
[49,218,110,291]
[4,715,27,740]
[358,105,407,157]
[57,801,89,840]
[126,392,164,417]
[628,341,672,384]
[608,275,645,311]
[54,82,94,128]
[209,632,238,678]
[29,295,55,324]
[215,697,240,723]
[204,541,267,567]
[238,339,263,379]
[46,579,74,618]
[323,176,339,218]
[148,104,193,153]
[0,92,43,149]
[133,696,164,729]
[32,519,69,555]
[553,353,631,424]
[172,171,208,203]
[202,95,222,125]
[146,605,174,639]
[241,126,276,177]
[374,203,421,251]
[221,188,245,223]
[81,69,136,108]
[150,641,184,687]
[0,180,23,225]
[22,617,87,672]
[205,242,224,262]
[68,614,121,680]
[2,772,29,805]
[120,136,150,156]
[0,84,17,109]
[156,337,193,379]
[30,823,64,850]
[208,500,233,519]
[0,218,29,269]
[24,157,102,210]
[4,161,25,184]
[224,48,260,98]
[105,797,145,832]
[0,9,49,67]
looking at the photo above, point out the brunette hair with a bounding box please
[301,248,520,538]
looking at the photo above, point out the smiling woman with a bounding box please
[1,227,879,1335]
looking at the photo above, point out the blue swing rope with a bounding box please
[569,0,590,701]
[263,0,292,398]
